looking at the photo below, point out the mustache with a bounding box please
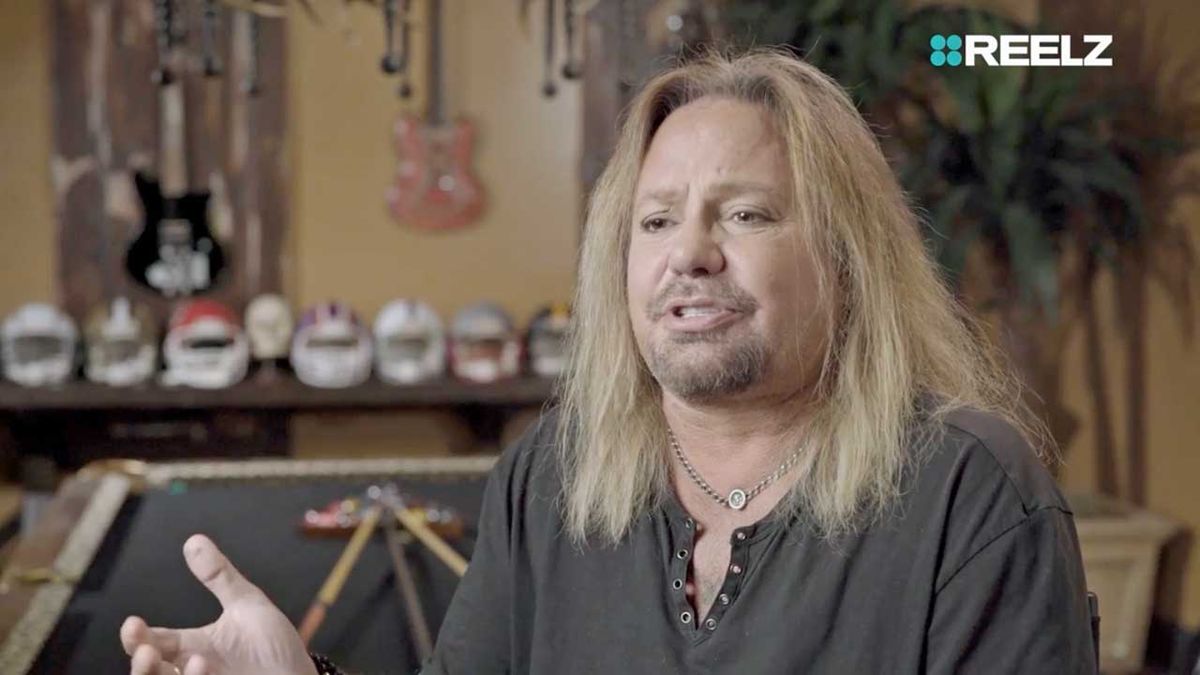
[647,280,759,320]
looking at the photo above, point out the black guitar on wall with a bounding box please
[126,0,226,298]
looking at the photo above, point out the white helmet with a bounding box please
[373,299,446,385]
[160,300,249,389]
[84,297,158,387]
[1,303,78,387]
[525,303,571,378]
[291,302,373,388]
[448,301,521,383]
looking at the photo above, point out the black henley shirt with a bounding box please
[423,404,1096,674]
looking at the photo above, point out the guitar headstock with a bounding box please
[201,0,223,78]
[152,0,182,86]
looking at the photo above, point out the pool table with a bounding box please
[0,456,495,674]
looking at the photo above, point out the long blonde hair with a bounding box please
[556,48,1048,545]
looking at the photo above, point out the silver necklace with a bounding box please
[667,428,803,511]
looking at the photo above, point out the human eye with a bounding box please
[727,209,771,226]
[639,215,671,233]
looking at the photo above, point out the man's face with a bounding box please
[627,97,830,403]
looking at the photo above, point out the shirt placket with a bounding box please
[669,516,699,630]
[667,517,755,640]
[698,525,753,634]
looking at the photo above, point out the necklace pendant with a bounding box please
[727,488,747,510]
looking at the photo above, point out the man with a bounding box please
[121,50,1096,674]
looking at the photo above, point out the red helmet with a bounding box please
[161,299,248,389]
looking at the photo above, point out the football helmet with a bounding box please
[525,303,571,377]
[448,301,520,383]
[373,299,446,385]
[161,299,249,389]
[245,294,294,361]
[1,303,78,387]
[84,297,158,387]
[291,302,373,388]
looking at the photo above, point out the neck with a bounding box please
[663,386,813,455]
[662,386,815,523]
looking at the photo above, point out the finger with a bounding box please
[182,654,208,675]
[183,534,262,608]
[130,643,162,675]
[133,644,188,675]
[121,616,148,657]
[121,616,186,662]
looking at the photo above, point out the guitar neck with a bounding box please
[427,0,445,125]
[160,79,189,195]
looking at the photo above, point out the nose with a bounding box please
[667,218,725,277]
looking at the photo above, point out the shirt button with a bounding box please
[719,593,730,605]
[684,518,694,529]
[735,531,747,541]
[680,611,693,625]
[672,578,684,590]
[705,617,718,630]
[676,549,689,560]
[730,563,743,575]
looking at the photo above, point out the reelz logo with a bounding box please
[930,33,1113,67]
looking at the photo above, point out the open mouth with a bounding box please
[672,305,725,318]
[662,300,742,332]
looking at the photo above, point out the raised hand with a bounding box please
[120,534,319,675]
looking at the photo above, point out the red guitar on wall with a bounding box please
[386,0,485,230]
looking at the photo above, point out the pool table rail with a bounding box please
[0,455,498,674]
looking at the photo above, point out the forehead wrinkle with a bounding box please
[635,100,790,211]
[635,186,686,209]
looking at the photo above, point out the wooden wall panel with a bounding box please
[580,0,723,195]
[50,0,287,320]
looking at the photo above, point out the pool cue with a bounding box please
[392,505,468,577]
[298,502,384,645]
[383,516,434,662]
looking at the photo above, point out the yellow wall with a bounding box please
[2,0,1199,628]
[284,0,580,455]
[286,0,580,319]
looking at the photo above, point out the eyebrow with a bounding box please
[635,187,685,208]
[707,181,784,201]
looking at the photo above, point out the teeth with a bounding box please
[678,307,721,318]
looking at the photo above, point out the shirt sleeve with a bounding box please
[421,425,534,675]
[925,506,1097,674]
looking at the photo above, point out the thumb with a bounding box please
[183,534,263,609]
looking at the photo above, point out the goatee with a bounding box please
[647,332,768,401]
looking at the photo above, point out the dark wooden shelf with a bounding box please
[0,376,556,414]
